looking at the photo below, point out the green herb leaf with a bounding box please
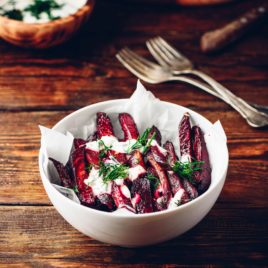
[98,140,112,159]
[99,162,129,183]
[127,128,155,153]
[172,160,204,184]
[85,164,93,172]
[142,131,156,154]
[24,0,64,20]
[2,9,23,20]
[0,1,23,20]
[147,172,160,192]
[73,185,79,193]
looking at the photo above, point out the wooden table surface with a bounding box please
[0,0,267,267]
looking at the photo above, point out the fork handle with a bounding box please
[187,70,268,127]
[173,74,268,113]
[189,70,262,116]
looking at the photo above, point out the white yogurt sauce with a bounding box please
[181,154,191,163]
[0,0,87,23]
[168,189,185,209]
[86,136,136,154]
[84,167,112,196]
[86,140,99,151]
[128,165,146,181]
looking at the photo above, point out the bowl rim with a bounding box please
[0,0,95,27]
[39,98,229,219]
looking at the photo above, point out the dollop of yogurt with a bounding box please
[84,167,112,195]
[168,189,185,209]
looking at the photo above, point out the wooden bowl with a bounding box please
[0,0,95,49]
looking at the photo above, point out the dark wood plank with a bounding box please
[0,74,267,111]
[0,206,267,266]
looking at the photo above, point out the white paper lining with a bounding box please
[39,80,227,211]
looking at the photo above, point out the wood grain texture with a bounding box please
[0,0,267,266]
[0,206,267,266]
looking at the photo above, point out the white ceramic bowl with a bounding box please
[39,99,228,247]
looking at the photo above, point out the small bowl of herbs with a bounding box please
[0,0,95,48]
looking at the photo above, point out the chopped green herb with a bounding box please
[172,160,204,184]
[99,150,106,159]
[127,128,156,153]
[147,172,160,191]
[1,8,23,20]
[98,140,111,151]
[24,0,64,20]
[142,131,156,154]
[73,185,79,193]
[0,0,23,20]
[98,140,112,159]
[99,162,129,183]
[85,164,93,172]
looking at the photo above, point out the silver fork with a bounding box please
[116,47,268,127]
[116,48,234,100]
[146,36,268,127]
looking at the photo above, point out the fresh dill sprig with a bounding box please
[99,162,129,184]
[98,140,112,159]
[98,140,111,151]
[73,185,79,193]
[147,172,160,191]
[24,0,64,20]
[0,0,23,20]
[172,160,204,184]
[127,128,156,153]
[85,164,93,172]
[142,131,156,154]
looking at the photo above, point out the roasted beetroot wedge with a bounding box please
[148,125,162,145]
[150,145,167,166]
[95,193,116,212]
[167,171,189,204]
[107,150,128,164]
[164,141,178,167]
[129,150,146,169]
[71,147,96,206]
[49,158,73,188]
[183,179,198,200]
[179,113,194,162]
[111,181,135,213]
[192,126,212,194]
[119,113,139,140]
[73,138,87,150]
[96,112,115,138]
[147,166,158,177]
[131,176,153,214]
[71,147,88,191]
[79,187,96,207]
[147,152,172,209]
[85,148,100,167]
